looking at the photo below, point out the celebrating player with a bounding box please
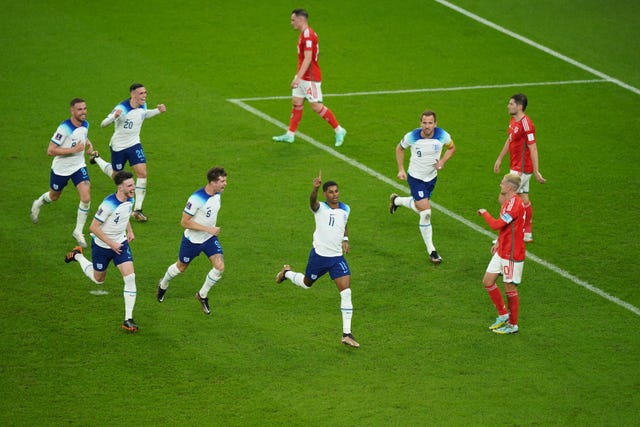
[90,83,166,222]
[65,170,139,332]
[156,167,228,316]
[275,172,359,348]
[31,98,94,248]
[389,109,456,264]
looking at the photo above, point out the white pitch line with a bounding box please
[435,0,640,96]
[233,79,607,102]
[227,96,640,317]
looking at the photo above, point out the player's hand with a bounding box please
[493,160,501,173]
[113,109,122,119]
[435,160,444,171]
[110,242,122,254]
[534,171,546,184]
[157,104,167,113]
[397,170,407,181]
[342,240,350,254]
[313,170,322,188]
[210,226,220,236]
[477,208,487,215]
[490,242,498,255]
[73,141,86,153]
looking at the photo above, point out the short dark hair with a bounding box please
[113,170,134,186]
[291,9,308,19]
[511,93,528,111]
[322,180,338,191]
[207,166,227,183]
[421,109,437,122]
[129,82,145,92]
[70,98,85,107]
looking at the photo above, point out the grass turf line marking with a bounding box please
[228,97,640,317]
[435,0,640,96]
[233,79,607,102]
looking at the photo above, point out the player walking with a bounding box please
[272,9,347,147]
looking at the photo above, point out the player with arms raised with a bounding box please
[90,83,166,222]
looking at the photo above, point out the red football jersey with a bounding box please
[297,26,322,82]
[482,194,526,261]
[507,114,536,174]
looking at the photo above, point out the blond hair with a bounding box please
[503,173,521,190]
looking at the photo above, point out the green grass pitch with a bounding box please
[1,0,639,425]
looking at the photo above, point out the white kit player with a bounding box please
[389,109,456,264]
[65,170,140,333]
[275,172,359,348]
[157,167,228,316]
[31,98,95,248]
[90,82,166,222]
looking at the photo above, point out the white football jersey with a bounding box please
[312,201,350,257]
[50,119,89,176]
[105,99,159,151]
[400,127,452,182]
[93,193,133,249]
[183,187,221,244]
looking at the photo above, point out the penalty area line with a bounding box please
[226,98,640,317]
[231,79,607,102]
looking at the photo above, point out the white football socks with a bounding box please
[419,209,436,253]
[123,273,137,320]
[134,178,147,211]
[285,270,310,289]
[340,288,353,334]
[160,262,182,289]
[74,201,90,234]
[198,268,222,298]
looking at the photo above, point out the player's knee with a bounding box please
[419,209,431,224]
